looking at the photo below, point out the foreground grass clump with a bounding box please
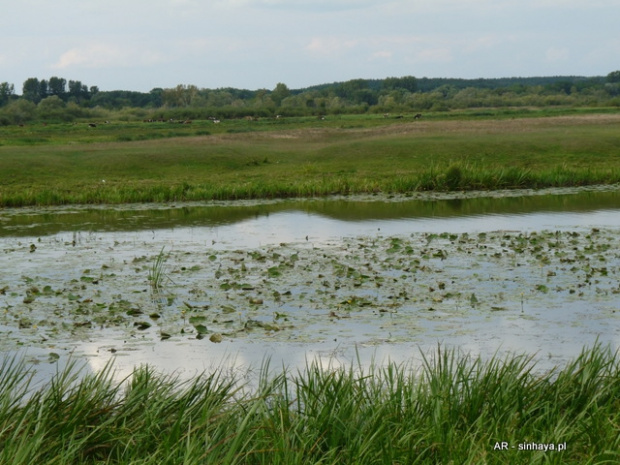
[1,113,620,206]
[1,345,619,464]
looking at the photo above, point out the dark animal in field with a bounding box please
[395,115,403,119]
[88,123,97,128]
[414,113,422,119]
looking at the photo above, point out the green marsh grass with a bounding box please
[148,246,170,292]
[1,113,620,206]
[0,344,619,464]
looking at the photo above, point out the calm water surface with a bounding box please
[1,187,619,384]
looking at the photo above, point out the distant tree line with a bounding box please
[1,72,620,125]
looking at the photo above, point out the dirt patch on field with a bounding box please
[360,113,620,138]
[106,114,620,148]
[231,113,620,142]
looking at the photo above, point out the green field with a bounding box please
[1,110,620,207]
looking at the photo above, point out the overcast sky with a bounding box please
[2,0,618,92]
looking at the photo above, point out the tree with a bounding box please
[23,77,42,103]
[162,84,199,107]
[271,83,290,107]
[149,88,164,107]
[336,79,368,99]
[607,71,620,83]
[383,76,417,93]
[48,76,67,99]
[39,79,49,101]
[3,99,36,124]
[68,80,90,103]
[206,89,234,107]
[546,80,573,95]
[0,82,15,106]
[37,95,67,121]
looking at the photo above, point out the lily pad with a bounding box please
[134,321,151,330]
[194,324,208,334]
[209,333,223,343]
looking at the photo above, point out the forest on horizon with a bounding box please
[1,71,620,125]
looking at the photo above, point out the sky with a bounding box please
[2,0,619,93]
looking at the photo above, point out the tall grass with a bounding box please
[1,162,619,208]
[148,246,169,292]
[0,344,618,464]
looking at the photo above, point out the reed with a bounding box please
[148,246,169,292]
[0,344,618,464]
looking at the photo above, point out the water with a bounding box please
[2,185,620,241]
[1,186,619,385]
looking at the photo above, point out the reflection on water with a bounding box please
[2,186,620,239]
[1,187,620,385]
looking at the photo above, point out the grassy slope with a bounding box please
[1,112,620,206]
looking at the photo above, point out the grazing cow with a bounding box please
[88,123,97,128]
[414,113,422,119]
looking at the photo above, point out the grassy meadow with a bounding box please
[0,345,618,464]
[1,110,620,206]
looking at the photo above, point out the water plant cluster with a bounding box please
[0,343,618,464]
[1,227,619,358]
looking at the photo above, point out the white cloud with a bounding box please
[463,35,502,53]
[52,43,166,70]
[533,0,617,6]
[305,33,461,65]
[305,37,360,56]
[414,47,453,64]
[216,0,377,9]
[545,47,570,62]
[176,37,254,55]
[370,50,393,60]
